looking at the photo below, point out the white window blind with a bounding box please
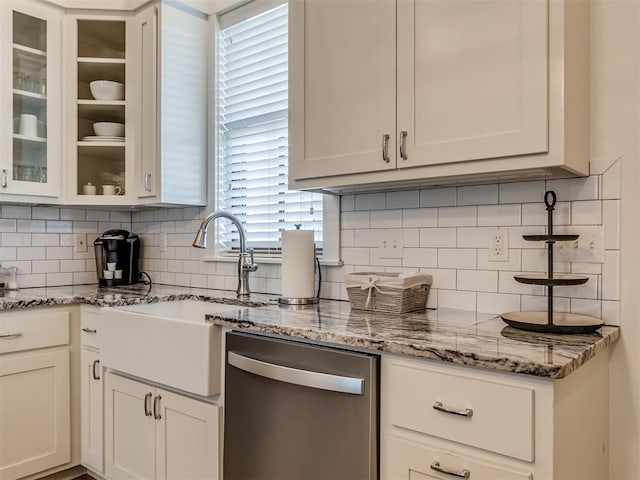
[217,2,323,254]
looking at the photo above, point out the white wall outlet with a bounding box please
[554,226,604,263]
[74,233,87,253]
[377,230,403,258]
[160,232,168,253]
[488,228,509,262]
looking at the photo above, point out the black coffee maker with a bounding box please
[94,230,141,286]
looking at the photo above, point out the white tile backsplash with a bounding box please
[0,166,622,327]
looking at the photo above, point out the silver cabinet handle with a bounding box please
[144,172,151,192]
[430,461,470,478]
[0,332,22,339]
[82,327,97,334]
[92,359,101,380]
[1,169,7,188]
[153,395,162,420]
[399,130,408,160]
[144,392,153,417]
[433,401,473,418]
[381,133,391,163]
[228,351,364,395]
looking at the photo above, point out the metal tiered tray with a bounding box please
[501,191,604,334]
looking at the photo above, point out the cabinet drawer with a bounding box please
[0,310,69,354]
[80,307,100,349]
[386,359,534,461]
[384,436,532,480]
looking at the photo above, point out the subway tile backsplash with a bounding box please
[0,160,622,326]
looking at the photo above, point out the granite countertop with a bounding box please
[0,284,619,379]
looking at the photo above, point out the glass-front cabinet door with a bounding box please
[1,0,61,198]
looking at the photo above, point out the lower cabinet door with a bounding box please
[104,372,156,480]
[80,348,104,473]
[0,349,70,480]
[383,436,532,480]
[156,388,221,480]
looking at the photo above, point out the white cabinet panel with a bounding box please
[289,0,397,180]
[80,348,104,474]
[0,349,70,480]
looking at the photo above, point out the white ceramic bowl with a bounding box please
[93,122,125,137]
[89,80,124,101]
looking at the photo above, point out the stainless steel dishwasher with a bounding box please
[224,331,379,480]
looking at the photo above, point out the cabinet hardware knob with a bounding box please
[433,401,473,418]
[82,327,97,334]
[399,130,408,160]
[144,392,153,417]
[382,134,391,163]
[2,169,7,188]
[0,332,22,339]
[430,461,471,478]
[92,359,101,380]
[153,395,162,420]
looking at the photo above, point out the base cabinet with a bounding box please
[80,347,104,474]
[0,349,70,480]
[380,352,609,480]
[104,371,221,480]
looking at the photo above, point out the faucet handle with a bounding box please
[242,248,258,272]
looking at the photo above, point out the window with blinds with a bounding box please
[216,1,323,255]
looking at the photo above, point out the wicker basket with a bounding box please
[344,272,432,314]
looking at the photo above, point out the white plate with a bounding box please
[82,135,124,142]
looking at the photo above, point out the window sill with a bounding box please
[203,254,343,267]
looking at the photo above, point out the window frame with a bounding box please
[205,0,341,265]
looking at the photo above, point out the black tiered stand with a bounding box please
[501,191,604,334]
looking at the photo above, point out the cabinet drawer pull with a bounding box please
[0,332,23,339]
[430,461,470,478]
[144,392,153,417]
[382,134,391,163]
[153,395,162,420]
[399,130,408,160]
[92,359,101,380]
[82,327,97,334]
[2,169,7,188]
[433,401,473,418]
[144,172,152,192]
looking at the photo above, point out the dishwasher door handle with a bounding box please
[228,351,364,395]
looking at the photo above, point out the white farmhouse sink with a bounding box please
[100,300,246,396]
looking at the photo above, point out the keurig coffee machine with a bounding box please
[94,230,141,286]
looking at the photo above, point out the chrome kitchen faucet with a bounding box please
[192,211,258,297]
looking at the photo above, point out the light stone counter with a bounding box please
[0,284,619,379]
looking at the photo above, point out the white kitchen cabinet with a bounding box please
[134,1,207,206]
[289,0,589,193]
[105,371,221,480]
[380,351,609,480]
[0,0,62,201]
[80,348,104,473]
[0,309,71,480]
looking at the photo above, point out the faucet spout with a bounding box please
[192,211,257,297]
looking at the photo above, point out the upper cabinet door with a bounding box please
[289,0,397,181]
[397,0,548,168]
[0,0,61,198]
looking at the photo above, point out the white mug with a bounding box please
[82,183,97,195]
[19,114,38,138]
[103,270,114,279]
[102,185,122,195]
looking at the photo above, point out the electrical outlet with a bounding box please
[377,231,403,258]
[74,233,87,253]
[160,232,168,253]
[554,226,604,263]
[488,228,509,262]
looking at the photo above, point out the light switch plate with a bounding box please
[554,226,605,263]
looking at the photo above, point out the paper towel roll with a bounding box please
[281,229,316,299]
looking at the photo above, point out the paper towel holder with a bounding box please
[278,225,321,306]
[277,255,321,306]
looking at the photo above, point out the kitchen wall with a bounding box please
[0,164,622,326]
